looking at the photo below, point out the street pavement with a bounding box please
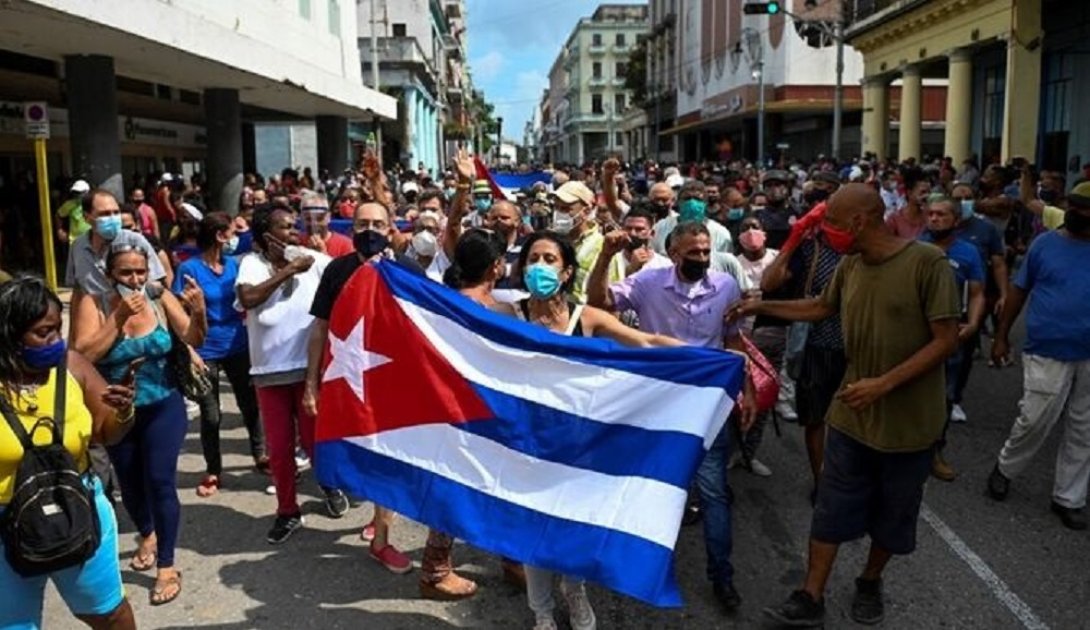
[43,321,1090,629]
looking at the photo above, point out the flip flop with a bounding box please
[129,550,157,572]
[150,571,182,606]
[196,474,220,497]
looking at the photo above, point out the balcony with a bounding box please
[588,43,607,55]
[444,1,462,19]
[588,76,606,88]
[845,0,930,38]
[613,43,632,55]
[611,76,626,87]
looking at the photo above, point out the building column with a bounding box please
[944,49,973,163]
[65,55,123,199]
[241,122,257,175]
[861,76,889,160]
[898,65,922,162]
[204,88,243,214]
[316,115,348,176]
[1001,0,1042,161]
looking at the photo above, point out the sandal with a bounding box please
[150,571,182,606]
[129,550,156,572]
[196,474,220,497]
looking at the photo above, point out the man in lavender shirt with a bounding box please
[587,221,755,614]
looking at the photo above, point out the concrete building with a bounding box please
[663,0,875,163]
[0,0,395,215]
[357,0,470,176]
[644,0,680,162]
[848,0,1087,173]
[545,4,649,165]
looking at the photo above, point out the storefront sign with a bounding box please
[24,101,50,139]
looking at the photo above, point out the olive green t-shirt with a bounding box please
[819,241,960,452]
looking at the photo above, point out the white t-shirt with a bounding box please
[235,251,332,376]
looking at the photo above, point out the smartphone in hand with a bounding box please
[122,358,146,386]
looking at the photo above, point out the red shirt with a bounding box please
[324,232,355,257]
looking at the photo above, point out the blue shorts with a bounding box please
[0,476,125,629]
[811,428,932,554]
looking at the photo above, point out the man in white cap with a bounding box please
[552,180,603,303]
[56,179,92,244]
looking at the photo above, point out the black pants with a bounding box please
[197,351,264,475]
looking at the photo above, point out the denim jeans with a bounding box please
[197,351,264,475]
[695,424,734,585]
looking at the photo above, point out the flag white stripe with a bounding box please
[394,297,733,447]
[345,424,685,548]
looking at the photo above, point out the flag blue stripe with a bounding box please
[491,171,552,190]
[463,383,707,490]
[315,439,683,607]
[377,260,746,393]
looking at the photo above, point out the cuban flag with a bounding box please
[314,260,745,607]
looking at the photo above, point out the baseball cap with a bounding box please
[160,173,173,183]
[181,202,203,221]
[1068,182,1090,208]
[554,181,595,206]
[70,179,90,194]
[763,169,791,184]
[472,179,491,195]
[401,181,420,194]
[665,173,685,189]
[812,171,842,186]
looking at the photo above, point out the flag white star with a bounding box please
[322,318,392,403]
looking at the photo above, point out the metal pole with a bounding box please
[370,0,383,165]
[34,138,58,290]
[653,84,661,163]
[757,61,765,168]
[832,19,844,160]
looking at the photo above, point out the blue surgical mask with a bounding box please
[727,207,745,221]
[223,235,240,255]
[95,215,122,241]
[116,282,145,299]
[523,263,562,299]
[959,200,975,220]
[474,197,492,214]
[21,339,66,370]
[678,198,708,223]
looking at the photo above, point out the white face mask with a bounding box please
[116,282,145,299]
[283,245,309,262]
[552,210,576,234]
[411,230,438,257]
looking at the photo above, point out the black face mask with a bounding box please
[354,229,389,258]
[804,188,831,205]
[651,202,670,220]
[625,236,648,251]
[678,257,710,282]
[707,195,720,205]
[1064,210,1090,235]
[927,227,955,242]
[1039,189,1059,205]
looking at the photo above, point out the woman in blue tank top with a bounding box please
[72,243,207,607]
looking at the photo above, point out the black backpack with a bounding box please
[1,358,101,577]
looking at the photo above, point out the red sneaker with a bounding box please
[369,543,413,574]
[359,521,376,543]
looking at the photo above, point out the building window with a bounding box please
[1043,53,1071,133]
[616,132,624,146]
[298,0,311,19]
[592,33,602,46]
[392,23,407,37]
[592,62,602,78]
[328,0,340,36]
[592,94,603,114]
[614,93,625,112]
[982,65,1005,141]
[616,62,627,77]
[616,33,626,46]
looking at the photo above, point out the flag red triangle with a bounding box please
[315,264,493,442]
[473,156,506,200]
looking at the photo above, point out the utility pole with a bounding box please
[832,18,844,160]
[369,0,383,165]
[755,61,765,168]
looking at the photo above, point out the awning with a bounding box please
[658,98,864,136]
[1,0,397,121]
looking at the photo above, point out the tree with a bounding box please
[468,91,498,155]
[624,36,649,107]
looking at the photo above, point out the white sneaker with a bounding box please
[532,616,558,630]
[185,399,200,420]
[775,400,798,421]
[295,448,311,471]
[265,484,276,496]
[951,404,968,423]
[561,581,596,630]
[749,458,773,477]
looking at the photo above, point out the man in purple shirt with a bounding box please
[588,221,754,614]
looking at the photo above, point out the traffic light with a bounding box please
[743,2,781,14]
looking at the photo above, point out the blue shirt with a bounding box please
[173,256,248,360]
[610,266,742,348]
[920,234,985,313]
[1013,230,1090,362]
[955,216,1004,267]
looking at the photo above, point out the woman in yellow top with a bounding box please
[0,277,138,629]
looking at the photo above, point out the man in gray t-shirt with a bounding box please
[66,189,166,296]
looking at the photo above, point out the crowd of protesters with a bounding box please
[1,144,1088,629]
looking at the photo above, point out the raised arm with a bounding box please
[601,158,623,222]
[586,231,629,311]
[444,148,475,261]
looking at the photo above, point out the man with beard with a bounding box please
[755,170,800,250]
[987,182,1090,531]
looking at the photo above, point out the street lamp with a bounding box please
[732,28,765,168]
[496,116,503,164]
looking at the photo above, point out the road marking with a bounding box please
[920,504,1050,630]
